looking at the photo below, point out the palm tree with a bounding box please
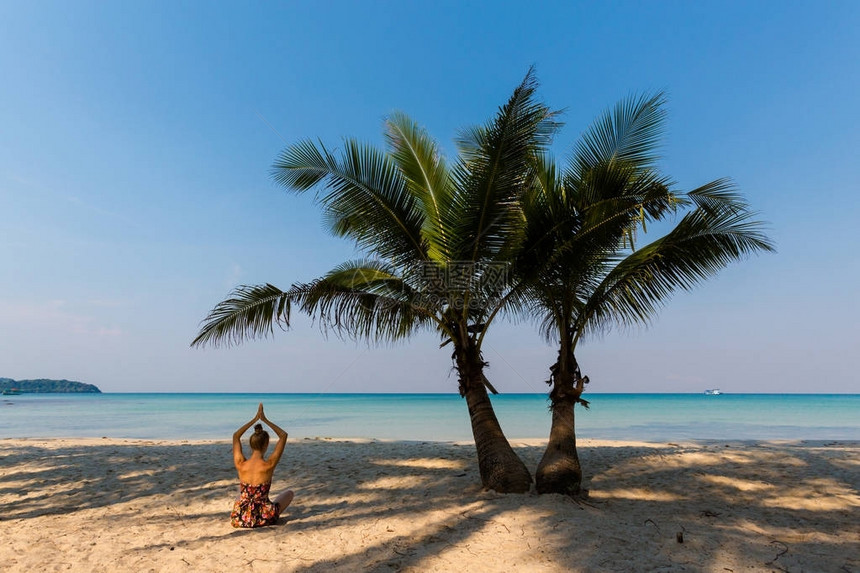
[192,71,558,493]
[511,94,775,495]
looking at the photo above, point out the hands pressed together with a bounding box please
[254,403,287,439]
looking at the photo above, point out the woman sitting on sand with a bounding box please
[231,403,294,528]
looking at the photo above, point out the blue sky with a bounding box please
[1,1,858,393]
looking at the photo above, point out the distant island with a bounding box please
[0,378,102,394]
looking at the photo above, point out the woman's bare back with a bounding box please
[236,454,276,485]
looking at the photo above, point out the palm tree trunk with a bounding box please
[535,347,586,496]
[455,339,532,493]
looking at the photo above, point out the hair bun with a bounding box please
[253,424,263,433]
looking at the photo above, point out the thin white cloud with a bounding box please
[86,299,127,308]
[0,300,123,338]
[225,263,243,287]
[4,171,144,231]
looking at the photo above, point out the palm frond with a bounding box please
[570,92,666,177]
[516,168,677,295]
[685,178,750,216]
[272,138,427,266]
[449,67,561,264]
[191,283,299,348]
[573,204,775,342]
[384,112,453,260]
[297,260,442,342]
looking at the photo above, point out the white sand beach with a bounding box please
[1,438,858,572]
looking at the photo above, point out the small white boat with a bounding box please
[704,389,722,396]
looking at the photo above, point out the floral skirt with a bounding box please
[231,482,280,528]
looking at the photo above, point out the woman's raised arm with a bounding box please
[260,405,288,467]
[232,405,261,468]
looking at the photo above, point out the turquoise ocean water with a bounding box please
[1,393,858,442]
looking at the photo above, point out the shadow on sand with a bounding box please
[1,438,858,572]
